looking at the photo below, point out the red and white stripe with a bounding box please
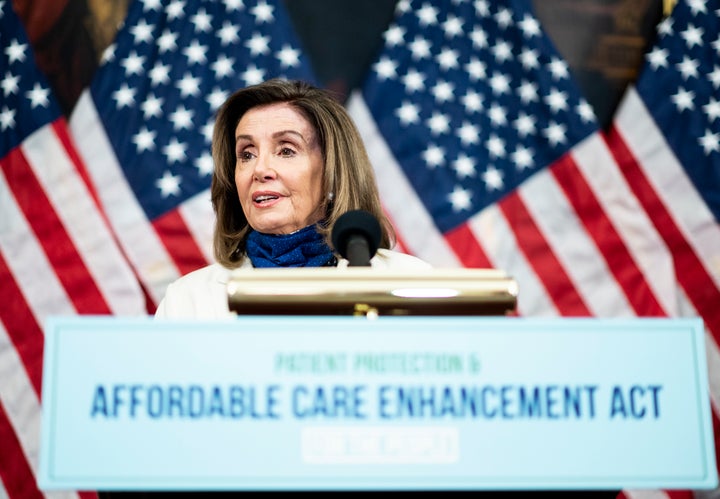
[350,92,675,319]
[610,87,720,339]
[69,91,215,309]
[0,120,145,496]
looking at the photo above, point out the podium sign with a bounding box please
[39,316,716,491]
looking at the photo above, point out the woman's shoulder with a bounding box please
[154,262,242,319]
[373,248,433,269]
[168,262,232,287]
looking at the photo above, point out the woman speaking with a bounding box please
[155,79,430,319]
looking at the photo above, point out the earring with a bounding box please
[327,192,334,202]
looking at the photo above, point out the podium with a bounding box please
[38,268,717,492]
[227,267,519,316]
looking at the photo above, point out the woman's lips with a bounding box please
[252,191,281,206]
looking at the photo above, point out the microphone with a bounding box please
[331,210,381,267]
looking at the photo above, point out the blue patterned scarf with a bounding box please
[245,225,336,268]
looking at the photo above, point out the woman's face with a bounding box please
[234,102,325,235]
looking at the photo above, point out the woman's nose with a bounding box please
[252,152,276,180]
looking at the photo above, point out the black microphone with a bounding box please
[331,210,381,267]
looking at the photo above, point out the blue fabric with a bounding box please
[245,225,336,268]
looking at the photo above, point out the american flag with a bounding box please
[69,0,318,307]
[349,0,672,317]
[610,0,720,487]
[348,0,719,496]
[0,1,145,497]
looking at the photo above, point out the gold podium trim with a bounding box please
[227,268,518,316]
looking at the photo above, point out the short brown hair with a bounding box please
[211,79,395,267]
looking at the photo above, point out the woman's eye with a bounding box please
[238,151,254,161]
[279,147,297,157]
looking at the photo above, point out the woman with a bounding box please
[155,79,431,318]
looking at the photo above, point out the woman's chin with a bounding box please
[249,221,297,235]
[249,213,320,235]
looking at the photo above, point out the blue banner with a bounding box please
[39,316,716,491]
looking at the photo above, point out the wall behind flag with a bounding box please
[14,0,663,128]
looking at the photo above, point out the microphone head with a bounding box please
[331,210,382,260]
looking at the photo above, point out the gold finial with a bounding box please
[663,0,677,15]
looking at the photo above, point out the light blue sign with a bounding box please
[39,316,717,491]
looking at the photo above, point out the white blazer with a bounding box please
[154,249,432,319]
